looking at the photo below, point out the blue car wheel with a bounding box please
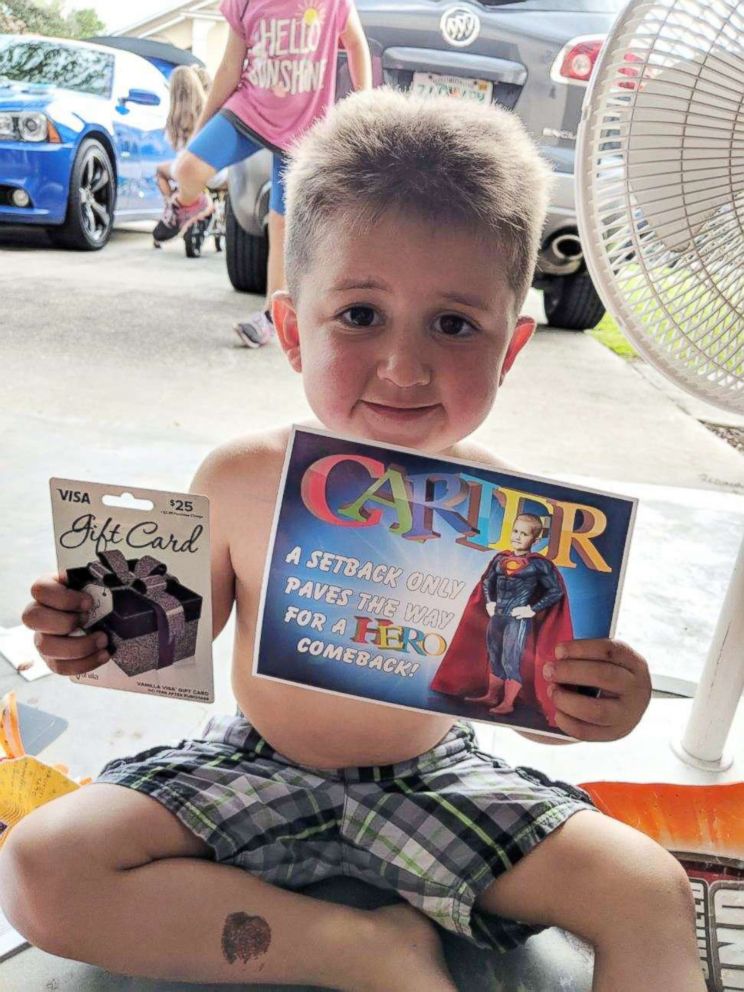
[51,137,115,250]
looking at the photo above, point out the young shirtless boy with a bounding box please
[3,89,703,992]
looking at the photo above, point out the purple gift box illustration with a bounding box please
[66,550,203,677]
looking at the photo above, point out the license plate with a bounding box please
[411,72,493,104]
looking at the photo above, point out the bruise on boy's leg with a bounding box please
[221,911,272,965]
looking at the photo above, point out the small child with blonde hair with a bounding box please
[191,63,213,94]
[5,89,704,992]
[154,65,208,206]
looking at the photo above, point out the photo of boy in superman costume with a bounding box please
[431,513,573,728]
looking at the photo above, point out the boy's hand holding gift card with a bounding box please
[254,427,638,741]
[47,480,214,703]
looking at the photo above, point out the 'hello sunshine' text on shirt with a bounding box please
[219,0,351,149]
[249,16,328,95]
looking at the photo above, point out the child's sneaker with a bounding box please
[153,193,213,243]
[234,310,275,348]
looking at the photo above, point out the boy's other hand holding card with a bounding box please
[546,639,652,742]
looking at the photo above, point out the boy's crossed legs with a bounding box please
[0,787,703,991]
[479,810,705,992]
[0,785,453,992]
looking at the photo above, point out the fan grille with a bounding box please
[576,0,743,413]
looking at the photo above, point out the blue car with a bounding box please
[0,34,178,249]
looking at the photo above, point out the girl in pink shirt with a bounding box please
[153,0,372,346]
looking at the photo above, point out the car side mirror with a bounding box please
[122,88,161,106]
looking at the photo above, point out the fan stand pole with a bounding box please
[672,534,744,772]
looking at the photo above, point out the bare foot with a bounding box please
[465,690,503,705]
[465,675,504,706]
[489,700,515,715]
[351,903,457,992]
[489,679,522,716]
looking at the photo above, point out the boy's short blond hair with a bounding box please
[284,88,554,310]
[516,512,545,540]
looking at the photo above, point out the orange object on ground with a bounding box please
[582,780,744,992]
[0,691,86,850]
[581,780,744,861]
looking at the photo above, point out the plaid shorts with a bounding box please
[97,715,596,951]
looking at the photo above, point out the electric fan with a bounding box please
[575,0,744,768]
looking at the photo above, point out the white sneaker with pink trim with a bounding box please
[234,310,275,348]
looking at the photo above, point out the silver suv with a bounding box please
[226,0,625,330]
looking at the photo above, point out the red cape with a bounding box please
[430,553,573,726]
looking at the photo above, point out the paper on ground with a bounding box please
[0,626,51,681]
[0,757,80,837]
[0,907,27,961]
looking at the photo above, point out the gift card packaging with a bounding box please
[50,480,213,703]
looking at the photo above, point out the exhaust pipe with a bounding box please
[538,232,584,276]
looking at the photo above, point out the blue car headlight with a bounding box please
[0,111,60,142]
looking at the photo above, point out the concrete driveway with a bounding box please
[1,223,744,991]
[2,216,742,708]
[3,221,742,486]
[2,220,743,663]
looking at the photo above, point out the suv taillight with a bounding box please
[550,36,604,86]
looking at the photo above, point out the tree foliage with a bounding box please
[66,8,104,39]
[0,0,105,39]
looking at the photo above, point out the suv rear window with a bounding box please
[0,39,114,97]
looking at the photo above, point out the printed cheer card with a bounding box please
[254,427,637,738]
[50,480,213,703]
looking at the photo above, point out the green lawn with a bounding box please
[587,265,740,376]
[589,312,639,360]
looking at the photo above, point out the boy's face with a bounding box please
[274,211,534,455]
[510,518,539,553]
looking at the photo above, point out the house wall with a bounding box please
[118,2,227,76]
[146,21,193,53]
[206,21,229,74]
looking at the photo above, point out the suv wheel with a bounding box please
[226,195,268,294]
[543,272,605,331]
[51,138,115,250]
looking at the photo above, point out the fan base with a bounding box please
[670,736,734,773]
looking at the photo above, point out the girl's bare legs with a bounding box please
[173,150,217,204]
[0,784,456,991]
[265,208,286,308]
[234,209,285,345]
[477,810,705,992]
[155,161,174,202]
